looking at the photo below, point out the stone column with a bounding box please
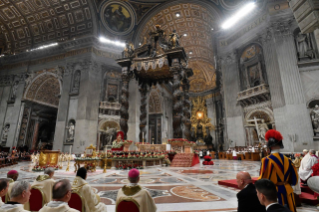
[272,21,313,151]
[139,83,148,142]
[171,59,183,138]
[206,98,216,144]
[13,102,25,148]
[120,73,130,139]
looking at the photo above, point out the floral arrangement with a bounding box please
[116,164,144,170]
[32,165,44,172]
[312,160,319,176]
[183,141,196,146]
[112,141,124,149]
[202,155,214,165]
[167,150,176,155]
[32,164,59,171]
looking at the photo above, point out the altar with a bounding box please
[39,150,60,166]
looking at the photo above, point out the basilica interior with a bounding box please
[0,0,319,211]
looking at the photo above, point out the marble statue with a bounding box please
[1,125,9,143]
[66,122,75,141]
[258,119,269,141]
[169,30,182,48]
[295,32,315,60]
[311,105,319,136]
[104,127,117,146]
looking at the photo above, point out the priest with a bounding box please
[6,171,19,202]
[0,179,10,206]
[71,167,107,212]
[299,149,318,185]
[116,169,157,212]
[39,179,79,212]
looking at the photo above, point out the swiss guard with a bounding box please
[258,129,298,212]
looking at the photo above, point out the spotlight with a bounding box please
[221,2,256,29]
[189,51,193,55]
[176,13,181,17]
[183,33,188,37]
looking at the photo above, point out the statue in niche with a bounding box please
[103,127,117,146]
[9,81,18,101]
[258,119,269,142]
[311,105,319,136]
[66,121,75,142]
[1,124,9,144]
[295,32,315,60]
[169,30,182,49]
[71,72,80,93]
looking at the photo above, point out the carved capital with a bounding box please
[259,27,274,44]
[272,21,293,38]
[225,52,236,64]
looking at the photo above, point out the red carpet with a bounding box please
[218,178,319,205]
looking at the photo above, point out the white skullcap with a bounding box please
[303,149,308,152]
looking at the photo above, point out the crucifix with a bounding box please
[247,116,263,144]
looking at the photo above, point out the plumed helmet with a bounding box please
[265,129,284,149]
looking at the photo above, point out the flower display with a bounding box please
[312,160,319,176]
[203,155,214,165]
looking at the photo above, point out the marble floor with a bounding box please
[0,160,316,212]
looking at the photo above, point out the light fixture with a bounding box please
[176,13,181,17]
[30,43,58,52]
[139,43,141,46]
[99,36,125,47]
[211,28,214,30]
[196,111,203,119]
[183,33,188,37]
[189,51,193,55]
[221,2,256,29]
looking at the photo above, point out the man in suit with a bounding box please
[255,179,291,212]
[236,171,266,212]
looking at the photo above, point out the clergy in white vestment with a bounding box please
[71,167,107,212]
[6,171,19,202]
[0,179,10,206]
[39,179,79,212]
[0,181,31,212]
[32,168,55,203]
[116,168,157,212]
[299,149,319,185]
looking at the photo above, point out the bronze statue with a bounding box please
[169,30,182,49]
[149,25,166,57]
[123,41,135,58]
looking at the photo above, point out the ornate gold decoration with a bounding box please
[122,185,142,196]
[36,175,50,182]
[190,97,215,138]
[39,152,48,167]
[85,144,97,158]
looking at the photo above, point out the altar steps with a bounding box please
[171,153,200,167]
[218,178,319,205]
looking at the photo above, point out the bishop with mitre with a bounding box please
[116,169,157,212]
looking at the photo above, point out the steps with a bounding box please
[171,153,194,167]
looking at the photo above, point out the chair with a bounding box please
[116,199,140,212]
[29,187,45,212]
[1,195,5,203]
[69,191,84,212]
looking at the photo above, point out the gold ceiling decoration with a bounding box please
[139,3,219,93]
[0,0,93,53]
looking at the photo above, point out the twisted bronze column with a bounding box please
[182,76,191,140]
[120,74,130,139]
[171,59,183,138]
[139,83,149,142]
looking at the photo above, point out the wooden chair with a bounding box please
[116,199,140,212]
[29,187,45,212]
[69,191,84,212]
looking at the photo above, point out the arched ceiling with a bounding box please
[0,0,94,54]
[138,3,219,93]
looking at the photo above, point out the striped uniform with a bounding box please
[258,152,298,212]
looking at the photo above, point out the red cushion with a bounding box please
[30,188,43,211]
[1,195,4,203]
[117,200,139,212]
[69,193,83,212]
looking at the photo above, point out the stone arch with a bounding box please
[307,98,319,109]
[244,108,275,126]
[23,72,62,108]
[149,89,162,114]
[98,120,120,132]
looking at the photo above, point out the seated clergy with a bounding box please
[236,171,266,212]
[299,149,318,185]
[0,179,10,206]
[116,169,157,212]
[72,167,107,212]
[39,179,79,212]
[255,179,291,212]
[6,171,19,202]
[31,167,55,203]
[0,181,31,212]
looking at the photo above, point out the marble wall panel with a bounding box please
[226,116,245,147]
[127,80,141,143]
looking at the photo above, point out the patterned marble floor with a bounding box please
[0,160,316,212]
